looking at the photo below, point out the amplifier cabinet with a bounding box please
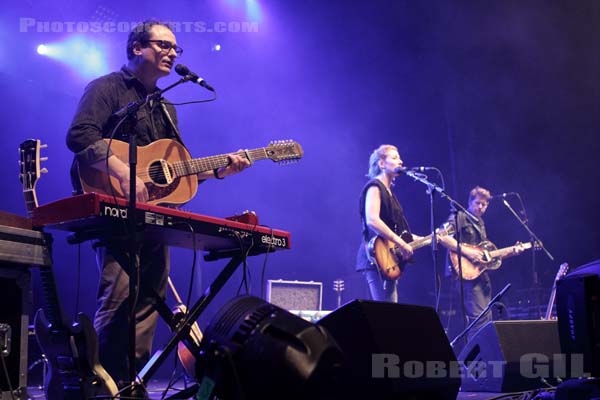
[266,279,322,311]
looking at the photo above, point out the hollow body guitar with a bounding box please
[78,138,303,206]
[367,224,454,280]
[449,241,534,280]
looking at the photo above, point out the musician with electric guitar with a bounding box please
[356,145,435,303]
[438,186,528,339]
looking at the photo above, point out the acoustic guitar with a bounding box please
[78,138,304,206]
[449,241,534,280]
[367,223,454,280]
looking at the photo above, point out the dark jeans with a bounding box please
[460,272,492,339]
[94,241,170,382]
[363,269,398,303]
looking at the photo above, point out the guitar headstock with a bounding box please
[532,240,545,251]
[333,279,345,293]
[555,262,569,281]
[19,139,48,213]
[266,140,304,163]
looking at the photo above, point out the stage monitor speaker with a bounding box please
[458,320,561,392]
[318,299,460,400]
[556,273,600,377]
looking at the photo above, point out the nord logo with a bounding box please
[103,205,127,219]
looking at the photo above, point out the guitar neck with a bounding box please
[39,266,66,330]
[544,263,569,320]
[544,285,558,320]
[23,189,39,217]
[173,148,269,177]
[410,234,434,251]
[489,243,531,260]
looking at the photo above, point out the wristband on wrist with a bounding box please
[213,168,224,179]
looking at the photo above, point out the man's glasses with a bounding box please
[142,40,183,56]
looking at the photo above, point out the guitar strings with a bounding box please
[132,147,277,181]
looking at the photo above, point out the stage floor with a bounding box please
[25,380,549,399]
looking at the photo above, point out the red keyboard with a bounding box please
[32,193,291,257]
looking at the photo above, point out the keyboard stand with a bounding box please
[138,251,247,386]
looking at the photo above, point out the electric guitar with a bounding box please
[367,223,455,280]
[449,241,535,280]
[544,262,569,320]
[19,139,119,399]
[78,138,304,206]
[34,309,119,400]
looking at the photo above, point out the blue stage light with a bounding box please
[246,0,262,22]
[36,36,109,79]
[36,44,48,55]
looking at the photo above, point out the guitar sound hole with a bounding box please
[148,161,169,185]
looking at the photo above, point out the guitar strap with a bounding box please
[459,211,484,240]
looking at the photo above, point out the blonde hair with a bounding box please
[367,144,397,179]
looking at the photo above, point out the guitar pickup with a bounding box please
[159,159,174,184]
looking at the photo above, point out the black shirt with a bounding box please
[446,210,487,246]
[356,179,410,271]
[66,66,182,192]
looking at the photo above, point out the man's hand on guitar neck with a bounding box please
[197,151,252,180]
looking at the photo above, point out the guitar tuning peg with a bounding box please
[41,168,49,174]
[40,144,48,149]
[41,157,49,162]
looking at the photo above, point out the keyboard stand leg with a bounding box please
[138,253,245,385]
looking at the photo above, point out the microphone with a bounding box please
[490,192,518,199]
[394,166,434,174]
[175,64,215,92]
[408,166,435,172]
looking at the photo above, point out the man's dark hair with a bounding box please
[126,20,174,60]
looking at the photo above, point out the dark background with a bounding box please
[1,0,599,378]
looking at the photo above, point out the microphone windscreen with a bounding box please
[174,64,190,77]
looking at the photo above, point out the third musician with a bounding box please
[439,186,524,338]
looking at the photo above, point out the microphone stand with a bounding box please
[451,283,511,348]
[500,197,554,318]
[401,170,477,334]
[113,76,189,394]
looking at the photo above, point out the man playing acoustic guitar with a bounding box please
[439,186,525,339]
[66,20,250,388]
